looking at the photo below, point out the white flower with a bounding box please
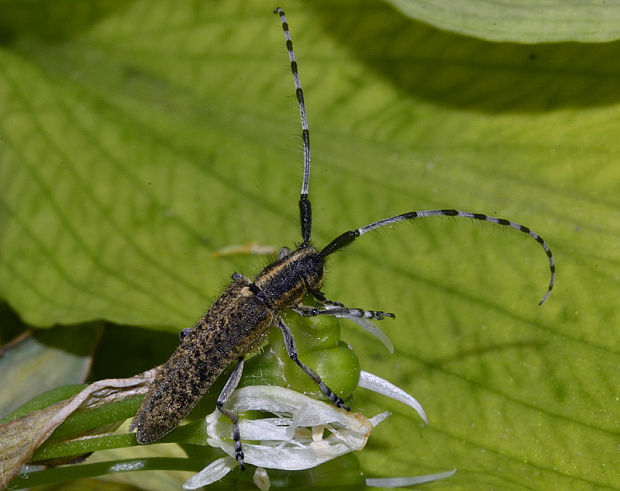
[184,372,454,489]
[184,385,387,488]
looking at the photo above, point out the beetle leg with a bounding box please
[178,327,192,341]
[216,357,246,470]
[307,288,344,307]
[293,304,395,321]
[276,317,349,410]
[278,246,291,260]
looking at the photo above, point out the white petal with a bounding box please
[337,313,394,353]
[366,469,456,487]
[182,457,236,489]
[204,386,379,471]
[369,411,391,427]
[209,439,356,470]
[229,386,370,432]
[323,424,368,450]
[239,418,296,441]
[253,467,271,491]
[358,371,428,423]
[293,396,372,433]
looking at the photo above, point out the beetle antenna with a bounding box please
[274,7,312,246]
[320,209,555,305]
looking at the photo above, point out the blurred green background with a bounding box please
[1,0,618,489]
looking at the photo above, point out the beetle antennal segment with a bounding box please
[274,7,313,246]
[320,209,555,305]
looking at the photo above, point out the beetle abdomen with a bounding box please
[132,276,272,443]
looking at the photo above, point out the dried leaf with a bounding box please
[0,369,157,488]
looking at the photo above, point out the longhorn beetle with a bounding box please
[131,7,555,470]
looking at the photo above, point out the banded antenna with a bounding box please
[320,209,555,305]
[274,8,554,305]
[274,7,312,246]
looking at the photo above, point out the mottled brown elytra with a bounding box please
[131,7,555,470]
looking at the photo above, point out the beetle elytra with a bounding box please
[131,7,555,470]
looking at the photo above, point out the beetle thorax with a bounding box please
[253,246,324,310]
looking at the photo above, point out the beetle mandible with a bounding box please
[131,7,555,470]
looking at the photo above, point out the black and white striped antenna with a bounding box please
[274,7,312,246]
[274,8,554,305]
[320,209,555,305]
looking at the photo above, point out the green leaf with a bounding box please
[384,0,620,43]
[0,370,154,486]
[0,0,618,489]
[0,325,99,417]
